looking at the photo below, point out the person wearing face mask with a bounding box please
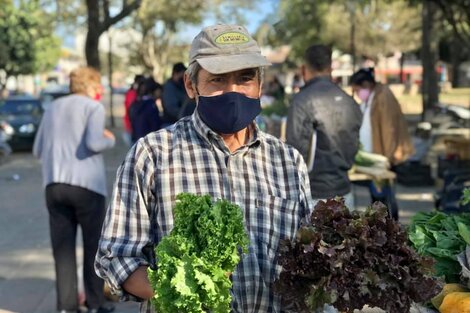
[350,68,415,219]
[95,24,313,313]
[350,68,414,164]
[33,67,116,313]
[129,77,163,143]
[161,62,190,125]
[286,44,363,209]
[122,74,145,146]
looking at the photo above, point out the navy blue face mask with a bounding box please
[197,92,261,134]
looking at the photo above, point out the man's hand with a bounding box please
[122,266,154,300]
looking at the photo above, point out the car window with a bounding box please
[40,92,69,110]
[0,100,42,115]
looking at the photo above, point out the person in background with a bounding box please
[268,76,285,102]
[161,62,189,125]
[33,67,116,313]
[123,75,145,146]
[291,73,303,93]
[350,67,415,219]
[286,44,362,209]
[129,77,163,143]
[95,23,312,313]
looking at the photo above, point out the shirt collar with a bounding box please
[191,110,262,152]
[302,75,330,89]
[364,90,376,109]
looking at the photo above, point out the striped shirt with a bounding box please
[95,111,313,313]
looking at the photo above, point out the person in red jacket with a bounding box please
[122,75,145,145]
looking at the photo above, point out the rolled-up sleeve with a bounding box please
[95,140,156,300]
[294,149,314,221]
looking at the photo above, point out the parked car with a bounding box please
[0,97,43,150]
[39,85,70,110]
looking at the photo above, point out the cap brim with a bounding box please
[196,54,271,74]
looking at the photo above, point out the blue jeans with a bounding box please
[369,181,399,220]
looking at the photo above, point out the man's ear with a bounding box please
[184,73,196,99]
[301,65,307,82]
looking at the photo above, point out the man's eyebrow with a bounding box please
[239,69,257,76]
[206,73,225,78]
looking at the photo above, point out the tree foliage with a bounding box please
[0,0,61,88]
[323,1,421,60]
[133,0,255,81]
[271,0,421,63]
[272,0,329,59]
[134,0,205,80]
[431,0,470,50]
[84,0,142,69]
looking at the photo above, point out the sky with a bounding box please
[149,0,279,43]
[57,0,279,49]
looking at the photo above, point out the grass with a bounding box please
[396,87,470,115]
[440,87,470,106]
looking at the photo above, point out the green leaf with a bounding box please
[148,193,248,313]
[462,188,470,205]
[458,222,470,245]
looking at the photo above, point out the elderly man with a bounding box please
[95,24,312,313]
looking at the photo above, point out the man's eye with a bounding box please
[210,77,224,83]
[240,75,255,82]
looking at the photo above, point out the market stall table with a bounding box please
[349,167,398,219]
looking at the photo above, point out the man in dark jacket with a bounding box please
[161,62,189,125]
[286,44,362,208]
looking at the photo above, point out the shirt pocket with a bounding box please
[246,194,300,258]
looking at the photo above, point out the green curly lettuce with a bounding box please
[148,193,249,313]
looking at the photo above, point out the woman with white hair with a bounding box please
[33,67,115,313]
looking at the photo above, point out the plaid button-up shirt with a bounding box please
[95,112,313,313]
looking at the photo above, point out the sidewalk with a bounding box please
[0,94,140,313]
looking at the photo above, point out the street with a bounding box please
[0,94,139,313]
[0,97,436,313]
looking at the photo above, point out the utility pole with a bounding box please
[421,0,439,121]
[108,30,115,127]
[347,1,356,72]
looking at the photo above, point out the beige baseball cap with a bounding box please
[189,24,271,74]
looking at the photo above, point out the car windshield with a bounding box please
[0,100,42,115]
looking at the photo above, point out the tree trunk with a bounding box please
[348,1,356,71]
[84,0,141,70]
[421,0,439,121]
[85,0,103,70]
[399,52,405,84]
[450,39,461,88]
[85,31,102,70]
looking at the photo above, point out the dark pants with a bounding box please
[369,181,399,220]
[45,183,106,311]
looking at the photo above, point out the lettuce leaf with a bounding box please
[408,211,470,282]
[274,199,440,313]
[148,193,249,313]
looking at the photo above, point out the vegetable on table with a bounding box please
[354,150,390,169]
[431,283,468,309]
[273,199,441,313]
[408,211,470,283]
[457,245,470,289]
[438,292,470,313]
[147,193,249,313]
